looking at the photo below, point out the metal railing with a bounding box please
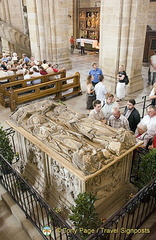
[86,178,156,240]
[0,154,81,240]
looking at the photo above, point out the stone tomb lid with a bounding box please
[8,99,142,177]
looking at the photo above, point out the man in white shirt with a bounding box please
[94,75,108,106]
[0,67,8,83]
[80,36,85,55]
[140,105,156,142]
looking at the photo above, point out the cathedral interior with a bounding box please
[0,0,156,240]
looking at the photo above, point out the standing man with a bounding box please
[148,49,156,85]
[124,99,140,133]
[80,36,85,55]
[70,36,75,54]
[107,107,130,130]
[89,62,103,86]
[94,75,108,106]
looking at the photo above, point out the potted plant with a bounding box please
[134,148,156,190]
[0,126,14,174]
[69,192,101,239]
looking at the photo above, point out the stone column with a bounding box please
[47,0,72,69]
[35,0,46,60]
[3,0,11,24]
[73,0,80,39]
[0,38,2,54]
[26,0,71,69]
[26,0,41,60]
[99,0,149,94]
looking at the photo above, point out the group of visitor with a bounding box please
[86,62,156,150]
[0,52,64,85]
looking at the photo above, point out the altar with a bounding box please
[8,99,141,218]
[76,38,98,49]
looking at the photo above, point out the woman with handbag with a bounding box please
[86,74,96,114]
[116,65,126,102]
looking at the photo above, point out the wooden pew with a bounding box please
[0,70,66,107]
[0,73,24,83]
[8,72,81,111]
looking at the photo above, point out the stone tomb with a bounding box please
[8,99,141,218]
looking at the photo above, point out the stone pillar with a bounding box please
[26,0,71,69]
[47,0,72,69]
[3,0,11,24]
[99,0,149,94]
[0,38,2,54]
[73,0,80,39]
[35,0,46,60]
[26,0,41,60]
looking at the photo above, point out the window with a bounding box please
[151,39,156,50]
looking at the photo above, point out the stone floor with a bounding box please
[0,50,155,240]
[0,49,153,129]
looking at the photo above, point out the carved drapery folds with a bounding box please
[10,99,136,175]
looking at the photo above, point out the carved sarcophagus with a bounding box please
[8,99,140,217]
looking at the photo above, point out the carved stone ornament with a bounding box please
[10,100,136,175]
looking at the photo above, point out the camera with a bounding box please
[119,74,122,77]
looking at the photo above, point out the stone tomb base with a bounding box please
[8,100,140,219]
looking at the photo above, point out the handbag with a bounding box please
[125,74,129,85]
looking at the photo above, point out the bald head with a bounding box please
[112,107,120,119]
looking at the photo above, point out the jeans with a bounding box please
[70,44,74,54]
[81,46,85,55]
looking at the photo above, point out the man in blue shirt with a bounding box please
[22,53,30,64]
[88,62,103,86]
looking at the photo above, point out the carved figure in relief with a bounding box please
[10,100,136,175]
[87,13,91,28]
[91,12,96,28]
[95,12,99,28]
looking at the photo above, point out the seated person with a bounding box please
[31,67,42,84]
[42,60,48,70]
[39,66,47,75]
[88,100,106,122]
[0,67,9,83]
[24,69,32,86]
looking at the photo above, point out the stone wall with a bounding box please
[0,0,25,34]
[148,2,156,30]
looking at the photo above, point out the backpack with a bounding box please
[125,74,129,85]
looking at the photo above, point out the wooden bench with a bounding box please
[8,72,81,111]
[0,73,24,83]
[0,70,66,107]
